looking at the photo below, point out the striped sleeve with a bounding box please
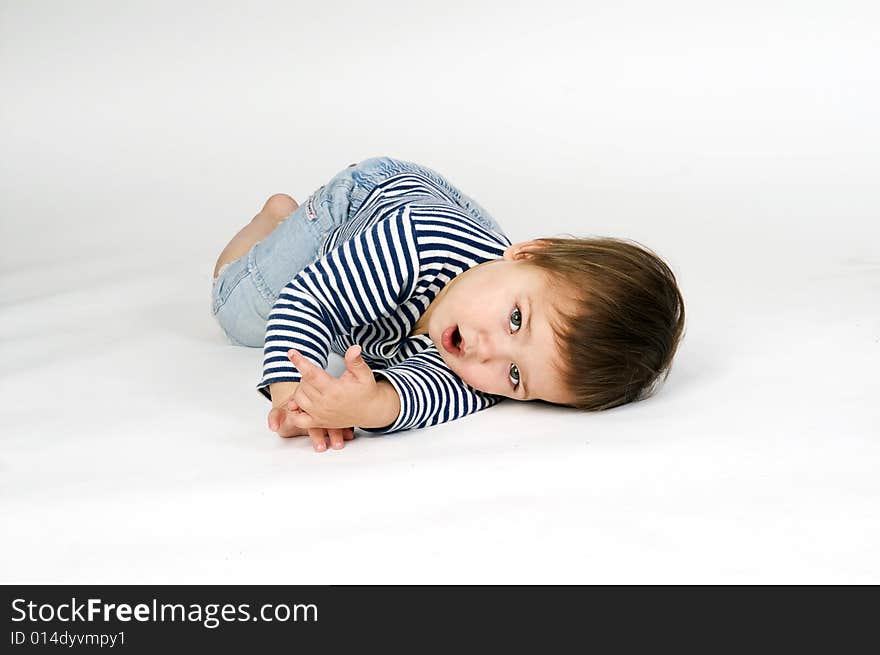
[359,350,505,434]
[256,208,418,399]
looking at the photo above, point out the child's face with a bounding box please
[421,240,577,405]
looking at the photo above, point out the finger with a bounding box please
[285,407,314,431]
[288,349,333,393]
[344,344,373,382]
[288,380,322,408]
[280,408,311,436]
[268,407,284,432]
[309,427,328,452]
[292,385,316,413]
[343,427,355,441]
[327,427,345,450]
[269,406,306,436]
[272,407,300,438]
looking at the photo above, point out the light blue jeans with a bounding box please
[210,155,504,347]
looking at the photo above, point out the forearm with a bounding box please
[360,380,401,429]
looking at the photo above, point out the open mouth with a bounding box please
[441,325,463,355]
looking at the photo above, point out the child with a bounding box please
[210,156,686,452]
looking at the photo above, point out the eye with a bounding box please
[509,306,522,333]
[509,363,520,390]
[508,305,522,391]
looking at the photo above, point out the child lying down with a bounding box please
[210,156,686,452]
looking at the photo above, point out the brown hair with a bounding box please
[520,236,686,411]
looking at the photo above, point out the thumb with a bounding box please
[268,407,285,432]
[345,345,371,379]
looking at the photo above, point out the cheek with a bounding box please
[456,361,501,394]
[451,360,477,386]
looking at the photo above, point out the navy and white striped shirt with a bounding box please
[257,172,513,434]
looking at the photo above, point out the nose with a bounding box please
[471,328,497,364]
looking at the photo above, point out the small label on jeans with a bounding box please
[305,185,324,221]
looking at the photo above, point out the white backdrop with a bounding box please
[1,0,878,583]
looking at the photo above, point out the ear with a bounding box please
[503,239,547,261]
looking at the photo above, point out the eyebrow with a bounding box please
[522,295,532,399]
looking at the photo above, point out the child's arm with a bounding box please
[269,382,299,407]
[280,377,400,431]
[270,380,299,406]
[361,380,401,429]
[255,210,418,400]
[281,347,401,432]
[271,376,399,433]
[359,350,505,434]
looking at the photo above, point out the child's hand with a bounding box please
[268,403,355,451]
[286,345,380,431]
